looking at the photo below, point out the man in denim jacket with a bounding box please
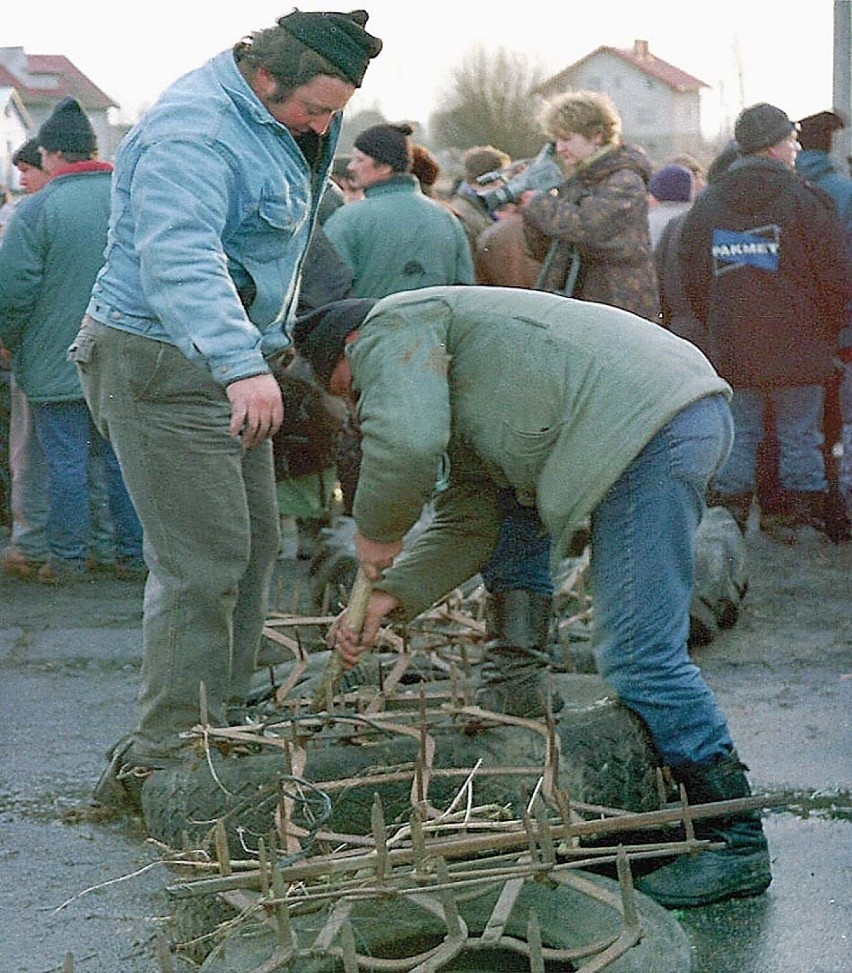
[74,10,382,810]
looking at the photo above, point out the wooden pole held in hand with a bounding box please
[310,568,373,713]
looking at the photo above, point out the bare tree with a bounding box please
[429,47,548,160]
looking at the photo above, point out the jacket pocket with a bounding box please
[237,191,301,264]
[499,420,563,497]
[68,317,110,367]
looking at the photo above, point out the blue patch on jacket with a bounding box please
[711,225,781,275]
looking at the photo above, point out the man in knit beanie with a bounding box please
[324,122,473,298]
[0,97,144,587]
[37,96,98,164]
[73,10,383,812]
[794,110,852,522]
[678,102,852,542]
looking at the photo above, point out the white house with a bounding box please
[536,40,709,163]
[0,87,33,193]
[0,47,120,165]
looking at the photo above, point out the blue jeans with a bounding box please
[481,492,553,596]
[9,379,120,562]
[31,401,142,565]
[840,361,852,500]
[590,394,735,769]
[714,386,826,495]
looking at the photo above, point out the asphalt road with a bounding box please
[0,527,849,973]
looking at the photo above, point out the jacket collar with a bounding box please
[49,160,113,179]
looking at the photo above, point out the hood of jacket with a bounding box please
[712,156,798,216]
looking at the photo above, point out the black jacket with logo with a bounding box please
[678,156,851,388]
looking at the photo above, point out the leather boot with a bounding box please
[475,590,563,718]
[706,490,753,535]
[636,750,772,908]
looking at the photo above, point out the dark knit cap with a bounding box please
[279,8,382,87]
[292,299,377,385]
[734,103,796,154]
[37,97,97,155]
[12,138,43,168]
[648,164,693,202]
[354,123,414,172]
[797,110,845,152]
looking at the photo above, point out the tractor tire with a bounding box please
[142,675,660,853]
[195,871,693,972]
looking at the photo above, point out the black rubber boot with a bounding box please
[475,590,563,718]
[636,750,772,908]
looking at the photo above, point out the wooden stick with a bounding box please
[310,568,372,713]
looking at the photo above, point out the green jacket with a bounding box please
[347,286,731,618]
[0,163,112,403]
[324,174,474,298]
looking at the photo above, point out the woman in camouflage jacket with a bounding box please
[523,90,660,322]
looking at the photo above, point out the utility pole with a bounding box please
[834,0,851,173]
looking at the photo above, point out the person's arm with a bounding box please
[348,309,454,542]
[129,140,287,441]
[452,217,476,284]
[129,140,271,384]
[331,477,504,667]
[523,169,646,256]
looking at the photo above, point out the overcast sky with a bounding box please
[2,1,839,138]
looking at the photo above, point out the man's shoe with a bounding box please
[636,750,772,908]
[36,558,87,585]
[92,738,157,814]
[1,547,46,579]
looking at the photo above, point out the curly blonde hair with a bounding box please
[539,90,622,145]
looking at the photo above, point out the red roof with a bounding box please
[541,41,708,95]
[0,51,116,109]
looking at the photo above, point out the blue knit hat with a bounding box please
[649,164,693,202]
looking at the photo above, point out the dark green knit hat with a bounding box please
[37,97,97,155]
[279,9,383,87]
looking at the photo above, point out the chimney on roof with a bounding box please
[634,39,650,58]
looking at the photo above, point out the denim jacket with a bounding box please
[86,51,340,385]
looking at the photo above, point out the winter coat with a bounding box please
[86,50,339,385]
[323,174,475,298]
[0,163,112,403]
[347,285,729,619]
[475,212,542,289]
[678,156,852,388]
[522,144,660,322]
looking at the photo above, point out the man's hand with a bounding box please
[226,373,284,447]
[329,590,401,669]
[355,530,403,582]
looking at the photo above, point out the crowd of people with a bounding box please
[1,7,850,915]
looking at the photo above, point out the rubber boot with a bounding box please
[475,590,563,718]
[706,490,753,535]
[636,750,772,908]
